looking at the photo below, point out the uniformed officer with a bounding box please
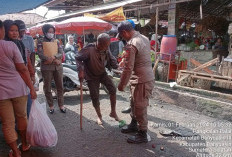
[37,24,66,114]
[117,21,155,144]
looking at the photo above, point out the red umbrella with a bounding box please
[55,16,112,35]
[29,22,58,37]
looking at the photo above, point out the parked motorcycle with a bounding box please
[63,49,76,65]
[35,51,88,98]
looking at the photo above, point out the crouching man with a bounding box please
[117,21,155,144]
[75,33,120,125]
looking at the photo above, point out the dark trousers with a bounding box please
[41,69,64,107]
[87,74,116,107]
[130,81,154,131]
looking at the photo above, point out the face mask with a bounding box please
[46,33,54,39]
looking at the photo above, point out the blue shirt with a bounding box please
[21,35,35,53]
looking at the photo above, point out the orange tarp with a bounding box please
[84,7,126,23]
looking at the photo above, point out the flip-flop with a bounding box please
[18,143,31,152]
[8,150,13,157]
[22,144,31,152]
[8,150,21,157]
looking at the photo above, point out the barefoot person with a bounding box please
[117,21,154,144]
[75,33,120,125]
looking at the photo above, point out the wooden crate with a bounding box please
[216,61,232,89]
[179,70,232,90]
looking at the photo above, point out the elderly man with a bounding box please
[76,33,120,125]
[117,21,154,144]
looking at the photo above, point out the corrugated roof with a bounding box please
[39,0,143,22]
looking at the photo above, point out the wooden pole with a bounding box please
[153,7,159,77]
[80,81,83,130]
[155,7,159,54]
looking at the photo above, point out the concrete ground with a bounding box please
[0,85,232,157]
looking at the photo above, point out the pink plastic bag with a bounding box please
[26,100,58,147]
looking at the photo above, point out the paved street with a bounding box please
[0,86,232,157]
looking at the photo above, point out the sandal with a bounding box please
[8,150,13,157]
[22,144,31,152]
[9,149,21,157]
[18,143,31,152]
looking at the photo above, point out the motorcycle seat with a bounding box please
[62,63,77,71]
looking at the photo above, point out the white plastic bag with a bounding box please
[26,100,58,147]
[34,73,39,91]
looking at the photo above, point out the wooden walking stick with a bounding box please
[80,80,83,130]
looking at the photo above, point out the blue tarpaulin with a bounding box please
[0,0,51,15]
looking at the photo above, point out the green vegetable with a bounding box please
[119,120,126,128]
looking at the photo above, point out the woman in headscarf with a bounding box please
[64,35,77,53]
[37,24,66,114]
[0,20,36,157]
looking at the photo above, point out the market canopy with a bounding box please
[55,16,112,35]
[0,0,51,15]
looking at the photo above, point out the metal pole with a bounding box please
[200,1,203,19]
[83,27,85,46]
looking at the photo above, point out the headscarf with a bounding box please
[3,20,27,65]
[68,35,74,44]
[42,24,55,41]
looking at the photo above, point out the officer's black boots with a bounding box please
[127,130,148,144]
[121,119,138,133]
[121,107,131,114]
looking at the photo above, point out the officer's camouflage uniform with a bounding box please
[118,31,154,131]
[37,38,64,108]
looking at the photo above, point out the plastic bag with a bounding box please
[34,72,39,91]
[26,100,58,147]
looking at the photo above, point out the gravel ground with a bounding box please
[0,85,231,157]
